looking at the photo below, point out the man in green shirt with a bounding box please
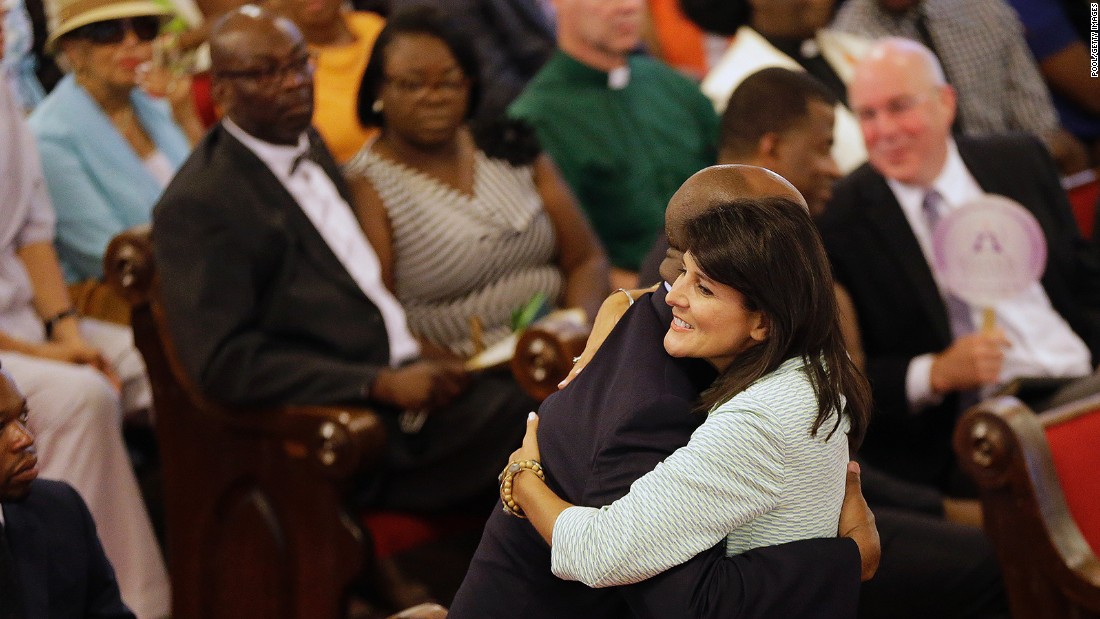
[509,0,718,289]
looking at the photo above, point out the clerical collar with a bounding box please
[608,65,631,89]
[551,50,633,90]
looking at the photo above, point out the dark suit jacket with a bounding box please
[152,124,533,510]
[391,0,555,121]
[4,480,133,618]
[819,133,1100,487]
[154,124,393,408]
[450,287,861,619]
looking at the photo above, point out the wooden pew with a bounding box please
[104,226,428,618]
[954,391,1100,618]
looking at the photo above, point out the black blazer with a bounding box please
[450,287,861,618]
[153,124,392,408]
[4,480,133,618]
[819,133,1100,487]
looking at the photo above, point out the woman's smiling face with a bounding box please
[663,251,768,371]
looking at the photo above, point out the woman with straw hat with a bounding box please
[27,0,202,302]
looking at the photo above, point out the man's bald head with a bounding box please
[209,5,314,145]
[659,165,807,283]
[855,37,948,91]
[210,6,292,71]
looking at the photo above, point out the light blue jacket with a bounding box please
[28,74,189,281]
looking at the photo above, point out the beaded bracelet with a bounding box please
[498,459,546,519]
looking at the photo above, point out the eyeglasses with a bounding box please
[384,73,469,97]
[70,16,162,45]
[217,52,316,90]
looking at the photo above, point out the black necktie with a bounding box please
[0,519,25,619]
[290,138,322,176]
[290,149,312,176]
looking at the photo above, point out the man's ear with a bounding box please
[210,78,233,117]
[755,132,781,161]
[938,83,958,128]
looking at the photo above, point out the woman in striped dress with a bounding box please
[343,5,608,358]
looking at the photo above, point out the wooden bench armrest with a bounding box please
[264,403,387,479]
[104,224,154,308]
[510,313,589,401]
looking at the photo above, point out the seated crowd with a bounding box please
[1,0,1098,616]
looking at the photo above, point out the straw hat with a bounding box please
[44,0,175,52]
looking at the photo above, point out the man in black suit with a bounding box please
[153,6,533,513]
[450,165,879,619]
[819,37,1100,494]
[0,368,133,619]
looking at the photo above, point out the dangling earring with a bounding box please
[372,99,383,113]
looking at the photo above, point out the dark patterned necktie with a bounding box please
[0,519,25,619]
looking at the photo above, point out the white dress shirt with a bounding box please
[889,141,1091,411]
[223,119,420,367]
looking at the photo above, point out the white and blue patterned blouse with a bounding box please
[551,356,851,587]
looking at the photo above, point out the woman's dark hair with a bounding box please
[683,197,870,447]
[677,0,750,35]
[356,4,482,128]
[471,116,542,166]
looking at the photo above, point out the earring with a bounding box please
[372,99,383,113]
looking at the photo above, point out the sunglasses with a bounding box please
[70,16,161,45]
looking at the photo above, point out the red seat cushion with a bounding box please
[1045,406,1100,554]
[362,512,484,558]
[1066,176,1099,240]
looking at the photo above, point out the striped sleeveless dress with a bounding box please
[344,145,562,357]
